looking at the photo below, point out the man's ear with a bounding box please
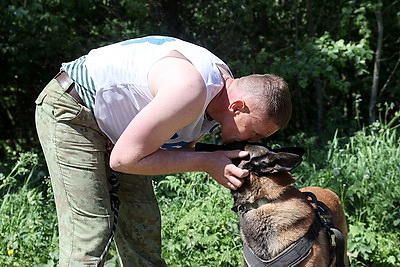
[228,100,247,114]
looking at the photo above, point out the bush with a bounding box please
[154,173,242,266]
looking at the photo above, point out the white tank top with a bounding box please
[83,36,232,148]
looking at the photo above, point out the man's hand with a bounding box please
[203,150,249,190]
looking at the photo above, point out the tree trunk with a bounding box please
[315,77,324,133]
[369,0,383,124]
[306,0,325,132]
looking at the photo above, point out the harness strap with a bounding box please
[330,228,345,267]
[242,192,346,267]
[304,192,345,267]
[243,218,321,267]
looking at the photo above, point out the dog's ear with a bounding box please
[272,147,305,157]
[195,142,304,175]
[242,147,304,175]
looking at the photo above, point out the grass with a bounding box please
[0,109,399,266]
[0,152,58,266]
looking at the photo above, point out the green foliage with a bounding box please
[273,33,373,91]
[1,152,37,191]
[1,0,400,139]
[1,113,399,266]
[154,173,242,266]
[290,107,400,266]
[0,152,58,266]
[0,0,154,140]
[1,0,400,265]
[348,222,400,266]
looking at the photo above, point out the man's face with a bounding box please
[220,111,280,144]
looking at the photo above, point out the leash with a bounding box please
[96,170,120,267]
[95,141,121,266]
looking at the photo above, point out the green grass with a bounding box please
[1,110,399,266]
[0,152,58,266]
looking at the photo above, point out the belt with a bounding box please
[55,71,85,106]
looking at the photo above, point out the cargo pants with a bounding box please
[35,76,167,266]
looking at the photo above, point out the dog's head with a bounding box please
[195,141,304,175]
[195,142,305,204]
[232,143,304,176]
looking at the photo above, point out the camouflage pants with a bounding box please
[35,76,167,266]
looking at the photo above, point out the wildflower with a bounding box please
[7,249,14,256]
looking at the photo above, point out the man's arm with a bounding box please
[110,56,248,189]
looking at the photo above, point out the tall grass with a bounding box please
[327,119,400,266]
[1,108,399,266]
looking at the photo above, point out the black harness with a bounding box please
[234,192,345,267]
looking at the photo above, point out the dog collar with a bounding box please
[232,198,272,213]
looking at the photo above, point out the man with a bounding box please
[35,35,291,266]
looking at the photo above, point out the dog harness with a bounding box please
[235,192,346,267]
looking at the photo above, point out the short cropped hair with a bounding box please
[237,74,292,128]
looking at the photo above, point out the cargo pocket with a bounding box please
[53,93,83,122]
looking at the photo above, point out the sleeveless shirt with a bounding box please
[62,36,232,148]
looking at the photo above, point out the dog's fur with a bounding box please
[196,142,348,267]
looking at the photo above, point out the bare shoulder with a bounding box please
[148,50,206,98]
[113,50,208,158]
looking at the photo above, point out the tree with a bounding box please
[1,0,399,144]
[0,0,153,141]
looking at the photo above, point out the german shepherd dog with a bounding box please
[195,142,348,267]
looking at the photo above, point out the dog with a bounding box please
[195,142,348,267]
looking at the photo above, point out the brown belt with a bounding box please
[55,71,85,106]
